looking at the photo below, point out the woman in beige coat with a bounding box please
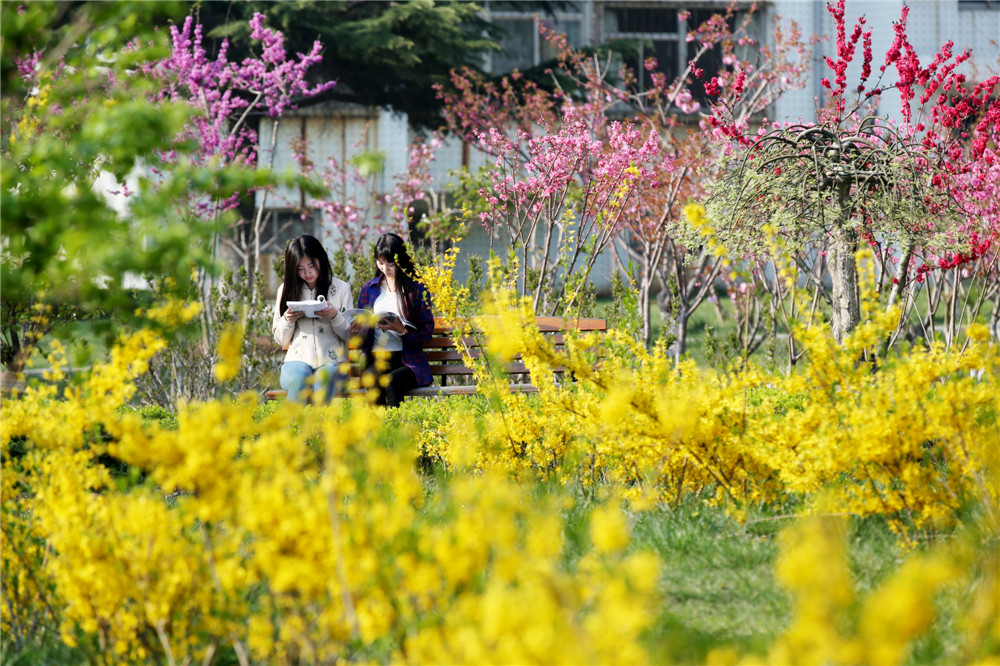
[272,235,352,402]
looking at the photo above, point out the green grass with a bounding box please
[563,496,903,663]
[635,502,789,662]
[0,637,88,666]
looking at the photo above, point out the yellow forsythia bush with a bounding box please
[2,259,998,663]
[1,330,661,664]
[418,257,1000,537]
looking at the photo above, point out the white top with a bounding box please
[372,286,403,352]
[272,277,353,368]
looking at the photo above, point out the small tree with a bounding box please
[470,106,662,315]
[1,2,243,375]
[1,5,336,404]
[294,133,446,260]
[131,12,336,404]
[194,0,504,131]
[150,12,335,311]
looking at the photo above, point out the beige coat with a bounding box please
[272,278,353,368]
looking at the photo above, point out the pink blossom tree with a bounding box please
[605,8,810,353]
[293,132,444,261]
[151,13,335,305]
[439,64,663,315]
[438,5,811,346]
[471,106,662,313]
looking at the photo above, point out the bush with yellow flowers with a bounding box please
[419,252,999,535]
[2,247,998,664]
[2,327,663,664]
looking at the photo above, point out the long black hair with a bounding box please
[372,232,418,322]
[280,234,333,314]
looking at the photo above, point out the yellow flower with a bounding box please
[214,323,244,383]
[590,503,630,554]
[141,296,203,326]
[683,202,709,228]
[966,323,990,342]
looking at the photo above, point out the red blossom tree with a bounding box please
[707,0,1000,348]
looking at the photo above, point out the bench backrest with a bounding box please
[422,316,607,384]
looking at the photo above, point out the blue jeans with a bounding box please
[279,361,345,404]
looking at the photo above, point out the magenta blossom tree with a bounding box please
[151,13,335,289]
[139,12,337,403]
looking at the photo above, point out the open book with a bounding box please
[342,308,415,329]
[286,295,329,318]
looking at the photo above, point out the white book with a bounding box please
[341,308,415,329]
[286,295,329,318]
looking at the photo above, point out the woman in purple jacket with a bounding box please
[349,233,435,406]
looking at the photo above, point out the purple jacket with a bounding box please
[356,276,435,387]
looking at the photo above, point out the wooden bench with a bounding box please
[265,316,607,401]
[408,316,607,398]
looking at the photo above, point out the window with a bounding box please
[492,17,537,73]
[958,0,998,9]
[260,209,316,255]
[604,6,682,87]
[603,5,757,105]
[486,1,584,73]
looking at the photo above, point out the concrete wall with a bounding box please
[773,0,1000,125]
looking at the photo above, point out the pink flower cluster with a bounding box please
[153,13,335,219]
[14,50,41,79]
[475,105,666,235]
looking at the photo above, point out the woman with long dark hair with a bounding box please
[272,235,352,402]
[349,232,435,406]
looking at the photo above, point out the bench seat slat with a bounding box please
[408,383,539,398]
[430,363,532,376]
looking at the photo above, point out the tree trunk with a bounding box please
[638,277,652,347]
[991,289,1000,342]
[885,240,913,310]
[878,240,913,357]
[673,306,689,362]
[828,224,860,343]
[655,284,673,345]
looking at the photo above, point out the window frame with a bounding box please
[485,2,586,74]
